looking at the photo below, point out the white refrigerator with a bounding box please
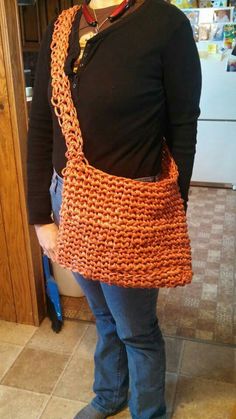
[184,7,236,188]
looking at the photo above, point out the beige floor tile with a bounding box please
[165,337,183,373]
[0,320,36,346]
[27,318,88,355]
[172,376,236,419]
[53,353,94,402]
[75,324,97,359]
[0,385,48,419]
[40,396,86,419]
[165,373,178,413]
[180,340,236,383]
[2,347,69,394]
[0,343,23,381]
[54,325,96,402]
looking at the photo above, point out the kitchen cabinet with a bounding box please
[19,1,42,51]
[19,0,82,51]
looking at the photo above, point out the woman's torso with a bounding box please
[49,0,183,178]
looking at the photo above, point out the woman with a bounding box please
[27,0,201,417]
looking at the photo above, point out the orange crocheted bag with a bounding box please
[50,6,193,288]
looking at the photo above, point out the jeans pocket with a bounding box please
[49,173,57,194]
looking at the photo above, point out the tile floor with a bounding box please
[168,186,236,345]
[0,318,236,419]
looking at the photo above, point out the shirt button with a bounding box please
[80,63,84,67]
[83,53,88,58]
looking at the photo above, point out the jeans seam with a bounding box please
[111,342,125,411]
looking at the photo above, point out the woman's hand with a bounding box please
[34,223,59,262]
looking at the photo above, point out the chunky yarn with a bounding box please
[50,6,193,288]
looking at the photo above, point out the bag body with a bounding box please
[50,6,193,288]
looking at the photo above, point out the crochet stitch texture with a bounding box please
[50,6,193,288]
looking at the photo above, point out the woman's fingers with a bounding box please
[34,223,59,261]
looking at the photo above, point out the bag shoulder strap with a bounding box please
[51,6,88,164]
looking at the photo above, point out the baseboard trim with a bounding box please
[190,181,233,190]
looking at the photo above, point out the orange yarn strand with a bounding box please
[50,6,193,288]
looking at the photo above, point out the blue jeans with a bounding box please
[50,169,166,419]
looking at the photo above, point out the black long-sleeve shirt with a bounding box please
[27,0,201,225]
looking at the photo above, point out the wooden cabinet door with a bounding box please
[19,1,42,51]
[0,201,16,322]
[18,0,61,52]
[0,0,46,325]
[18,0,83,52]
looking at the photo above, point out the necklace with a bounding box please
[82,0,135,33]
[92,8,108,33]
[73,0,135,72]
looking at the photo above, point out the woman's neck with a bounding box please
[88,0,122,9]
